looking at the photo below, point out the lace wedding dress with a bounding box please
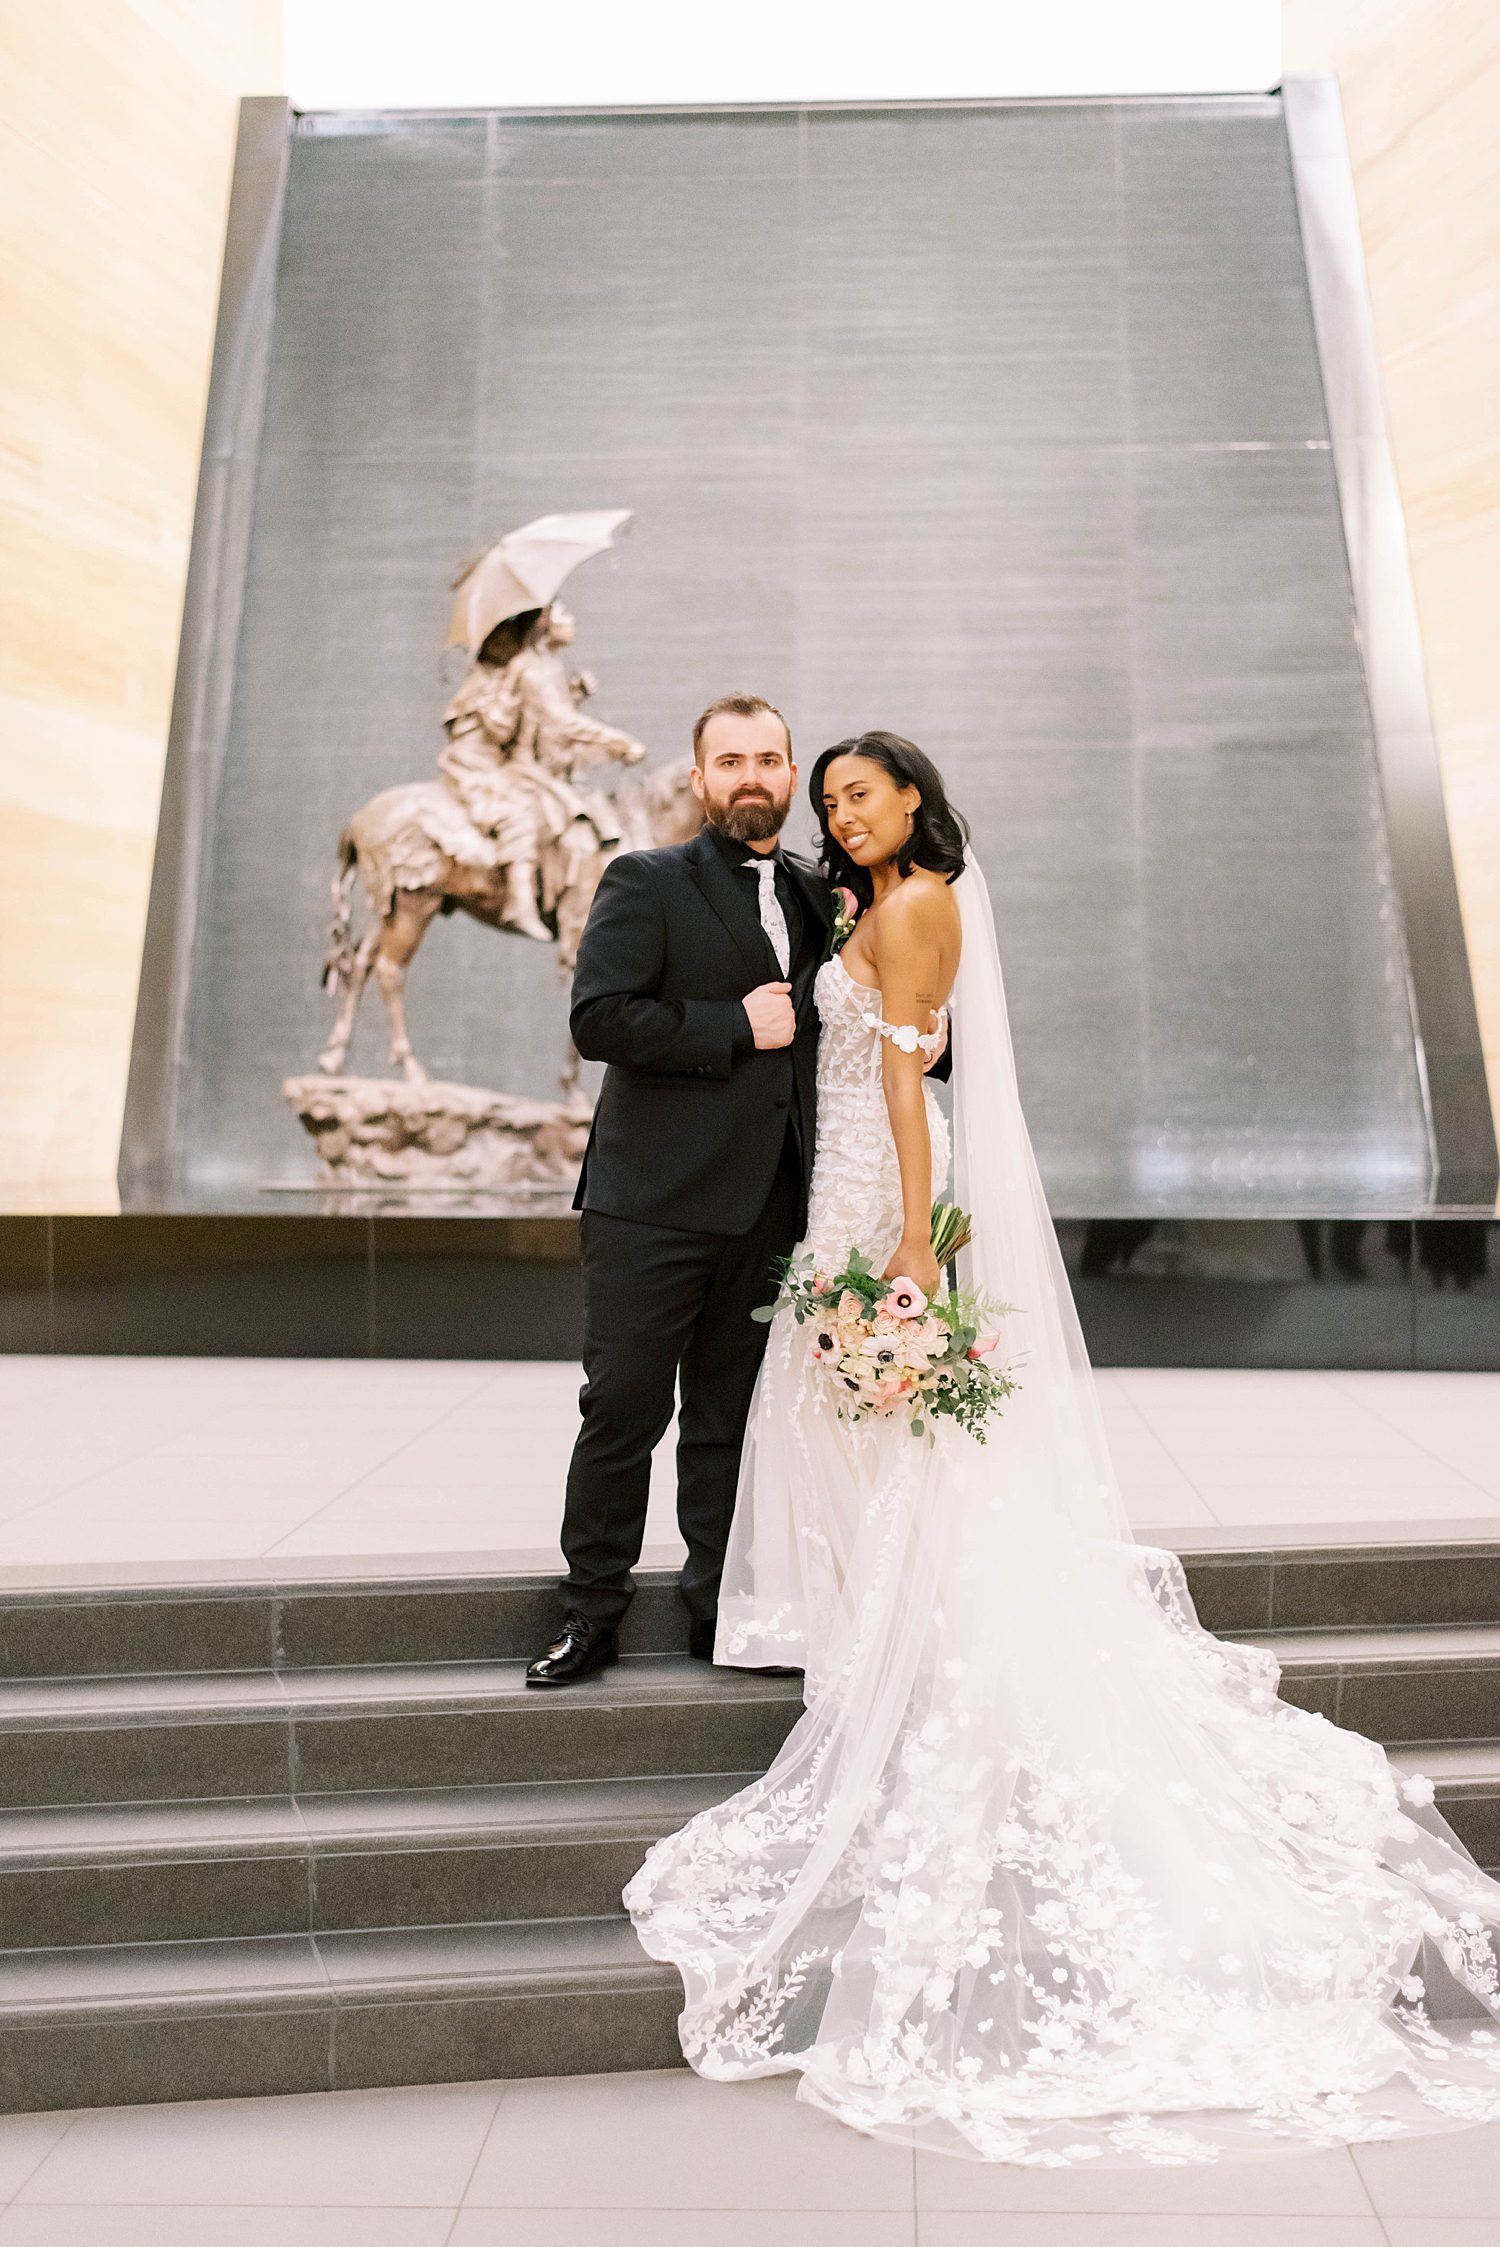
[625,867,1500,2166]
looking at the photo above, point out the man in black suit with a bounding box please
[526,693,830,1685]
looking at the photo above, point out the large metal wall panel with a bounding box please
[9,1214,1500,1369]
[176,98,1431,1214]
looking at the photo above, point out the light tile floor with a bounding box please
[1,2069,1497,2244]
[2,1358,1500,1573]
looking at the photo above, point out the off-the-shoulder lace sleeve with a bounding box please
[860,1003,948,1056]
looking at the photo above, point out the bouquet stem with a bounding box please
[930,1201,973,1264]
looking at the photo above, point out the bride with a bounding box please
[625,729,1500,2167]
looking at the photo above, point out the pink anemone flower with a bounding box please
[878,1277,927,1320]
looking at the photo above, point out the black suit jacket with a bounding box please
[570,826,835,1235]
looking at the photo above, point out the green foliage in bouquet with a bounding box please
[753,1204,1019,1441]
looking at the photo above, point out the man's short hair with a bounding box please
[691,692,792,765]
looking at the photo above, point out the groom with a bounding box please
[526,692,831,1686]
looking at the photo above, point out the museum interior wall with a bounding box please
[1284,0,1500,1142]
[137,97,1437,1220]
[0,0,282,1207]
[5,40,1500,1364]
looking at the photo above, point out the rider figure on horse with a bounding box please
[439,603,643,941]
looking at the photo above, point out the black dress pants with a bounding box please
[559,1128,802,1630]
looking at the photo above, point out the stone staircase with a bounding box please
[2,1541,1499,2114]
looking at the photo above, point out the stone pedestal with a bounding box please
[283,1075,591,1194]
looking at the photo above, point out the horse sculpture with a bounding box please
[318,754,704,1090]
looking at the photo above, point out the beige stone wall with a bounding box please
[5,10,1493,1201]
[0,2,281,1206]
[1284,0,1500,1144]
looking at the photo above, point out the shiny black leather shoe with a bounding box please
[525,1611,619,1688]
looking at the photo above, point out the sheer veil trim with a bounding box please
[626,866,1500,2168]
[947,864,1134,1549]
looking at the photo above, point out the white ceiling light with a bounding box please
[283,0,1280,112]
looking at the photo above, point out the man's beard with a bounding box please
[707,787,792,844]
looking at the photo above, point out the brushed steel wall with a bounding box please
[173,97,1432,1215]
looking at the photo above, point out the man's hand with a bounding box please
[743,982,796,1050]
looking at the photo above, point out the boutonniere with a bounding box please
[831,885,859,953]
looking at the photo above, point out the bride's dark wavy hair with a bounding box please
[810,731,969,909]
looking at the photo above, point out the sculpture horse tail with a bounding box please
[322,828,360,994]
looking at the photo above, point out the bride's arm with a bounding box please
[871,887,949,1294]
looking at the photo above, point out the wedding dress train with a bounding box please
[625,867,1500,2166]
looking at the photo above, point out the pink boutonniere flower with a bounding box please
[831,886,859,953]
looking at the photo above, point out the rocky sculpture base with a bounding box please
[283,1075,591,1195]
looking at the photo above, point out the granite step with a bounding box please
[0,1772,745,1951]
[6,1600,1500,2115]
[3,1623,1499,1818]
[0,1913,682,2114]
[8,1537,1500,1680]
[1390,1742,1500,1871]
[5,1618,1500,1814]
[3,1741,1496,1959]
[0,1570,678,1682]
[4,1734,1499,2117]
[0,1654,803,1810]
[1264,1624,1500,1745]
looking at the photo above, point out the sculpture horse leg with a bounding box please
[319,923,380,1075]
[373,890,444,1084]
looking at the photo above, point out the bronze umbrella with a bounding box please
[445,509,633,655]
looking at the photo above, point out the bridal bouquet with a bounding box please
[753,1202,1019,1440]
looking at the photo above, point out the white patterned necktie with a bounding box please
[743,856,791,977]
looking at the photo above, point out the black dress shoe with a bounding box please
[525,1611,619,1688]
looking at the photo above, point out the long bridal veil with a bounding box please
[627,865,1500,2166]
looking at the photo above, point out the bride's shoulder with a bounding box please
[871,870,960,955]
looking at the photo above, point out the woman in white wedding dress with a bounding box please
[625,732,1500,2167]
